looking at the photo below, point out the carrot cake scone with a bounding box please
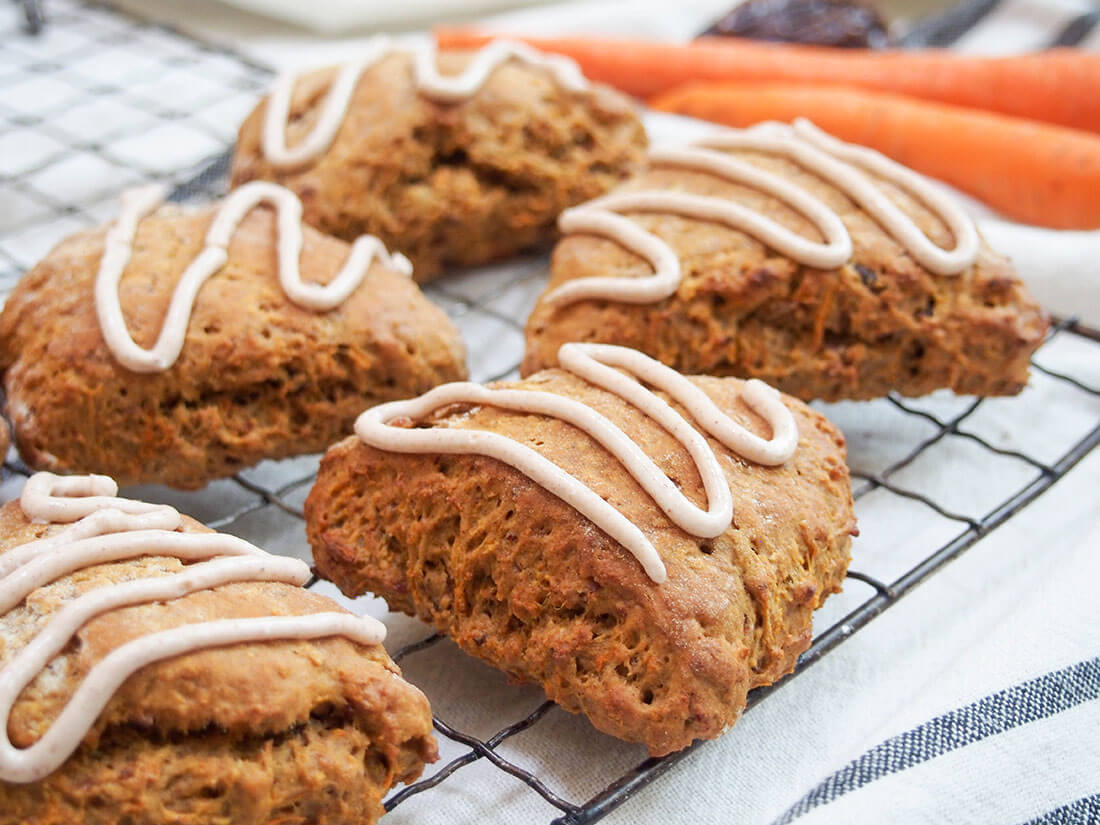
[0,472,436,825]
[0,183,466,489]
[306,343,856,755]
[523,119,1048,401]
[231,38,647,280]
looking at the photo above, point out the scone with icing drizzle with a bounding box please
[0,182,466,489]
[523,120,1049,401]
[231,38,647,280]
[306,343,856,755]
[0,472,436,825]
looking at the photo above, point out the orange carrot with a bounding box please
[435,29,1100,134]
[648,82,1100,230]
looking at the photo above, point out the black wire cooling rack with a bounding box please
[2,3,1100,823]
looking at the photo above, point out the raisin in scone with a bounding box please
[0,472,436,825]
[523,119,1048,401]
[231,38,647,280]
[0,183,466,489]
[306,343,856,756]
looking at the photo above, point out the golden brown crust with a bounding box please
[0,500,436,825]
[522,153,1049,401]
[305,369,855,755]
[231,51,647,281]
[0,205,466,489]
[0,718,427,825]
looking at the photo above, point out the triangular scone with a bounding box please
[523,124,1048,402]
[0,474,436,825]
[0,188,466,489]
[231,42,646,281]
[306,345,856,756]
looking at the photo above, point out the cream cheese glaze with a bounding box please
[262,37,590,169]
[356,343,798,584]
[95,181,412,373]
[0,472,386,784]
[544,118,980,307]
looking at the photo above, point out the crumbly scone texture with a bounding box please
[522,154,1049,401]
[0,502,437,825]
[231,50,647,281]
[0,204,467,489]
[305,368,856,756]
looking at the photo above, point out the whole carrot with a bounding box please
[649,82,1100,230]
[435,29,1100,134]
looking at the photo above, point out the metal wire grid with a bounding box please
[2,3,1100,823]
[0,0,271,292]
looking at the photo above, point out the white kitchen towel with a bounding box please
[775,660,1100,824]
[210,0,558,33]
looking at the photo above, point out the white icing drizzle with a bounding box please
[356,343,798,584]
[544,118,979,307]
[262,37,590,169]
[95,181,412,373]
[0,472,386,784]
[786,119,979,274]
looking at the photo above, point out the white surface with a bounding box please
[214,0,559,32]
[978,220,1100,325]
[107,0,739,67]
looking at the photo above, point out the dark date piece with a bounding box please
[703,0,892,48]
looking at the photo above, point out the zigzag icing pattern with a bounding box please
[544,119,979,307]
[356,343,799,583]
[95,181,411,372]
[262,37,590,169]
[0,472,385,783]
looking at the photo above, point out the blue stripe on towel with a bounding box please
[773,657,1100,824]
[900,0,1004,47]
[1048,11,1100,48]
